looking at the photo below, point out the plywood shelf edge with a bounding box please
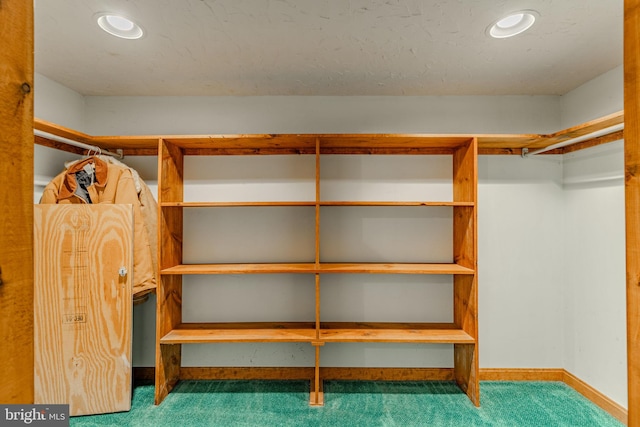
[160,263,475,275]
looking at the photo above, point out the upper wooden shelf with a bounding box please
[160,263,475,275]
[319,201,474,207]
[160,201,474,207]
[161,201,317,207]
[34,110,624,156]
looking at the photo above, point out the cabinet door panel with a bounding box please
[34,204,133,416]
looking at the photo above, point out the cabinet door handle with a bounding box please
[0,265,3,286]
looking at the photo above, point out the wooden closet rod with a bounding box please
[34,128,124,159]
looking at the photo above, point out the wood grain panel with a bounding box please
[160,262,475,275]
[160,322,316,343]
[161,263,317,274]
[452,138,479,406]
[528,110,624,149]
[319,147,455,155]
[159,139,184,204]
[35,118,626,156]
[156,139,184,404]
[34,134,86,156]
[626,1,640,424]
[561,129,624,154]
[138,366,456,381]
[454,343,479,406]
[179,367,315,380]
[316,263,475,274]
[162,201,316,207]
[453,208,475,269]
[34,205,133,415]
[321,367,455,381]
[321,328,474,343]
[479,368,564,381]
[0,0,34,404]
[34,118,94,145]
[319,201,475,206]
[310,346,323,406]
[453,138,477,204]
[318,134,473,149]
[315,138,321,266]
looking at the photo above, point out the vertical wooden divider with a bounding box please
[311,137,325,406]
[452,138,479,406]
[316,137,321,269]
[155,139,184,404]
[625,1,640,424]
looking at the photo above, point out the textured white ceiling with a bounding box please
[34,0,623,96]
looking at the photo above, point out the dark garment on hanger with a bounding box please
[74,170,93,203]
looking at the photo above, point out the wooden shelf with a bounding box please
[160,263,475,275]
[161,201,473,207]
[320,322,475,344]
[159,322,474,345]
[154,135,479,407]
[316,263,475,275]
[318,201,475,207]
[161,263,317,275]
[160,322,317,344]
[161,201,316,207]
[35,112,624,156]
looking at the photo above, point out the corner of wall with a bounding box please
[559,65,623,129]
[34,73,87,131]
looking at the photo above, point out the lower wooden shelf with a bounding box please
[159,322,475,345]
[320,322,475,343]
[159,322,317,344]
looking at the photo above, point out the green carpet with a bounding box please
[70,380,624,426]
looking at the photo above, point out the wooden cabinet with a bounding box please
[155,135,478,406]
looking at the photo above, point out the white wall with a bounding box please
[34,73,86,131]
[559,65,623,128]
[559,70,626,408]
[33,73,85,201]
[478,155,565,368]
[562,140,627,407]
[84,95,560,135]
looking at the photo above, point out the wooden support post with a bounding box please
[452,138,479,406]
[155,140,184,404]
[625,1,640,424]
[310,343,325,406]
[0,0,34,404]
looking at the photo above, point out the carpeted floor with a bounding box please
[70,380,624,426]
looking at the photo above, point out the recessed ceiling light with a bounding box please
[95,13,144,39]
[487,10,539,39]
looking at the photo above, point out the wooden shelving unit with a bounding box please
[155,134,478,406]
